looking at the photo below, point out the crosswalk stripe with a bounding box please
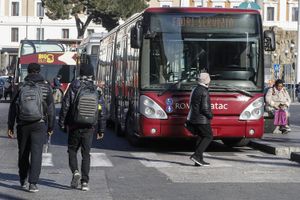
[42,153,53,166]
[131,152,172,167]
[90,153,113,167]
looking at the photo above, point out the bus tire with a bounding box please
[125,115,142,146]
[221,138,250,147]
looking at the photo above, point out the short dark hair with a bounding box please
[275,79,284,86]
[27,63,41,73]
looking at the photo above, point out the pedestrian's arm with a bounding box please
[265,88,275,107]
[45,85,55,132]
[201,93,213,119]
[7,91,19,130]
[58,86,72,128]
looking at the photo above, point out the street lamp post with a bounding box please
[297,0,300,83]
[26,0,28,39]
[39,16,43,40]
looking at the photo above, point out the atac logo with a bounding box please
[165,98,174,113]
[38,54,54,63]
[165,98,189,113]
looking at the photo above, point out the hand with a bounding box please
[48,130,53,136]
[97,133,104,140]
[7,129,14,139]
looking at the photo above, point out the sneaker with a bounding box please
[20,180,27,189]
[81,182,89,191]
[194,162,201,167]
[273,126,281,134]
[28,184,39,193]
[199,160,210,166]
[284,125,291,132]
[190,155,210,166]
[70,170,81,189]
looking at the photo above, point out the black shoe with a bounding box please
[190,155,210,166]
[28,184,39,193]
[20,180,27,189]
[194,163,201,167]
[70,170,81,189]
[199,160,210,166]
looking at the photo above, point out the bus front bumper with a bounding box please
[139,116,264,139]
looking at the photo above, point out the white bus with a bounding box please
[77,32,105,75]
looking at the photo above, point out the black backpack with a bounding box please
[72,81,99,125]
[17,81,44,122]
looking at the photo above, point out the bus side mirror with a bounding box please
[130,22,142,49]
[264,30,276,51]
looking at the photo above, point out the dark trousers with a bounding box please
[17,122,46,184]
[68,128,93,183]
[193,124,213,160]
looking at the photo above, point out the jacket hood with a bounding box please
[24,73,45,82]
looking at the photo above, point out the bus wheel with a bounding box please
[221,138,250,147]
[125,116,142,146]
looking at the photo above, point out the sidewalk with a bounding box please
[249,102,300,163]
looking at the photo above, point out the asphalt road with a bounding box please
[0,101,300,200]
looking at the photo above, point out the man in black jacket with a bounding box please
[58,64,105,191]
[187,72,213,166]
[7,63,55,192]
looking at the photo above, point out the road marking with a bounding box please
[131,152,172,167]
[42,153,53,166]
[90,153,113,167]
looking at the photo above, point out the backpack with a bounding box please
[17,81,44,122]
[72,81,99,125]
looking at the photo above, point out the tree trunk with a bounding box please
[74,14,93,39]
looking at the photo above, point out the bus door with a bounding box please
[115,37,127,132]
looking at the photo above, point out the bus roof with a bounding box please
[144,7,260,15]
[80,33,105,46]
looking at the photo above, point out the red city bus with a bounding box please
[97,7,275,146]
[14,40,77,100]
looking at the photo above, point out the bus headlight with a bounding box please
[239,97,264,120]
[145,107,155,116]
[140,95,168,119]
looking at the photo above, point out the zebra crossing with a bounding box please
[24,148,300,183]
[43,150,299,169]
[42,152,113,167]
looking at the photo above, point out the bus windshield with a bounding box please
[20,64,75,83]
[141,13,263,91]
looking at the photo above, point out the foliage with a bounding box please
[42,0,149,38]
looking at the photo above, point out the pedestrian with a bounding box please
[186,72,213,166]
[96,80,107,140]
[7,63,55,192]
[53,75,62,89]
[53,75,62,103]
[58,63,105,191]
[265,79,291,134]
[4,76,13,101]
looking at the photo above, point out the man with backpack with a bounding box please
[58,63,105,191]
[7,63,55,192]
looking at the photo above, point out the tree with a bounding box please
[42,0,149,39]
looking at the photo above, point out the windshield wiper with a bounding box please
[210,83,253,97]
[158,78,189,97]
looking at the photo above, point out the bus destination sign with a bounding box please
[172,16,234,29]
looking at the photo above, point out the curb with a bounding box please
[290,152,300,163]
[249,140,300,159]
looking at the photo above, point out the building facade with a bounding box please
[0,0,105,75]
